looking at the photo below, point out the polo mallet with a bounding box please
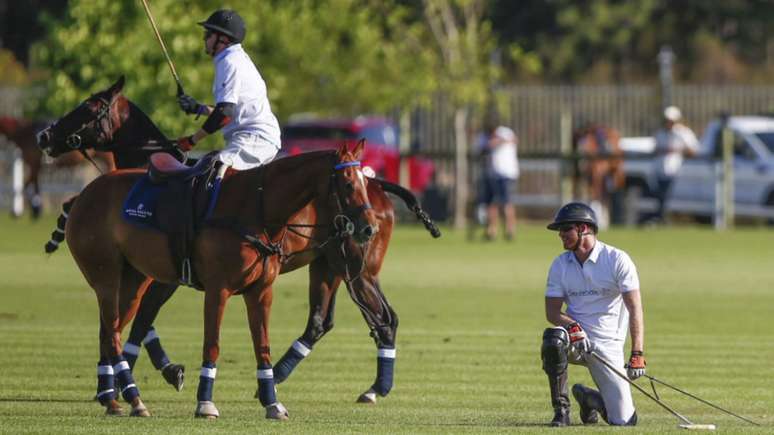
[645,374,760,426]
[139,0,185,96]
[589,351,716,430]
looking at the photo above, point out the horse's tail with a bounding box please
[374,179,441,238]
[45,196,76,254]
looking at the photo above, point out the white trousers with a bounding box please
[218,131,279,170]
[569,341,636,425]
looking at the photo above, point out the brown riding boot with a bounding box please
[548,371,571,427]
[572,383,606,424]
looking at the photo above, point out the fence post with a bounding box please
[559,110,573,206]
[722,124,735,228]
[12,148,24,217]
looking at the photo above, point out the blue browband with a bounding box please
[334,161,361,170]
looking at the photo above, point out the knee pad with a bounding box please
[541,327,569,376]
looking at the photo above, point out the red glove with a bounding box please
[626,351,646,380]
[565,322,591,353]
[177,135,196,152]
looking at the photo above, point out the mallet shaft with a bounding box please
[140,0,184,96]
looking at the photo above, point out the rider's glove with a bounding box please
[176,135,196,152]
[178,94,205,116]
[565,322,592,354]
[626,351,646,380]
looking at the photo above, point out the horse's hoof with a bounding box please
[356,388,377,404]
[265,402,289,420]
[195,401,220,419]
[162,363,185,392]
[104,400,124,416]
[130,398,151,417]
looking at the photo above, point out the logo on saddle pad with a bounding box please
[125,202,153,219]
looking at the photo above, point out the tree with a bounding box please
[422,0,502,228]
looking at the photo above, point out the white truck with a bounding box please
[621,116,774,223]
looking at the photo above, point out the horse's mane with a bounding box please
[124,99,168,141]
[262,149,338,173]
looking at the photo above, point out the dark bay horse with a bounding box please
[64,143,377,418]
[0,116,114,218]
[38,76,440,416]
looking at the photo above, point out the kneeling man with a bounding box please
[540,202,646,426]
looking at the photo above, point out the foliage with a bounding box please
[490,0,774,84]
[0,49,30,86]
[29,0,438,146]
[1,215,773,432]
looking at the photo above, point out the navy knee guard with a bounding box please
[541,327,569,376]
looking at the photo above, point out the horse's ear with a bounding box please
[107,76,125,97]
[338,142,348,158]
[352,138,365,160]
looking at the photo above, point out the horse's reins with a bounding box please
[254,159,374,283]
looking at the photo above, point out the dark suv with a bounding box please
[281,116,434,192]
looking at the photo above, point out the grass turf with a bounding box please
[0,214,772,434]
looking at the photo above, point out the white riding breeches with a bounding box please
[218,131,279,170]
[569,341,636,425]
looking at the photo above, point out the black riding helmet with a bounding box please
[198,9,245,43]
[547,202,598,231]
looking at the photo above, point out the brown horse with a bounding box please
[65,142,377,418]
[38,76,440,416]
[0,116,115,218]
[572,123,625,224]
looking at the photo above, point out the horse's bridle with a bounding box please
[272,158,376,282]
[41,95,115,152]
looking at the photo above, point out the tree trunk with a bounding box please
[453,106,469,229]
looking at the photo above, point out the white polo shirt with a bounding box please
[545,240,639,343]
[653,123,699,177]
[212,44,280,148]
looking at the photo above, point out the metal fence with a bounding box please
[404,84,774,217]
[3,84,774,218]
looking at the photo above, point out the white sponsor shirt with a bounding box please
[490,140,519,180]
[212,44,280,148]
[545,241,639,343]
[653,123,699,177]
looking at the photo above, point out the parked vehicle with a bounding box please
[281,116,434,193]
[622,116,774,221]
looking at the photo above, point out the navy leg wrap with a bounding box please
[110,356,139,402]
[372,347,396,396]
[143,328,170,370]
[197,361,217,402]
[274,339,312,383]
[96,360,116,405]
[256,364,277,406]
[122,342,141,370]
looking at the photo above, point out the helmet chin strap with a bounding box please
[571,224,592,252]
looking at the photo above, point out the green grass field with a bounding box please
[0,214,772,434]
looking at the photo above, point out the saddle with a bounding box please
[148,152,220,287]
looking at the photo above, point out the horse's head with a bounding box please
[331,139,379,244]
[37,76,126,157]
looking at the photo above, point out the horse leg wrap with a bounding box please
[96,360,116,405]
[372,347,396,396]
[196,362,217,402]
[256,364,278,407]
[122,342,141,370]
[273,339,312,384]
[110,356,139,403]
[142,328,170,370]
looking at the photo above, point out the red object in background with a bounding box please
[281,116,434,193]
